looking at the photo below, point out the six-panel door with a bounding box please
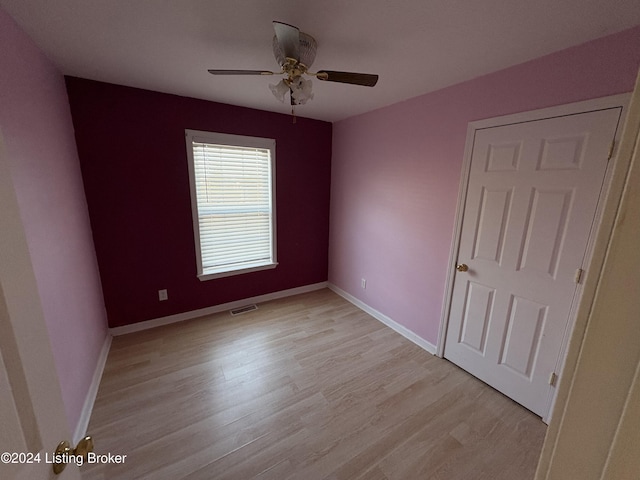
[444,108,621,418]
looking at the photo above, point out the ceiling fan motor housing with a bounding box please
[272,32,317,70]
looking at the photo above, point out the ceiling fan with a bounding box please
[208,21,379,107]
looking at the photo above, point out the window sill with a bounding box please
[197,262,278,281]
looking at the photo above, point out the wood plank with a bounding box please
[82,289,545,479]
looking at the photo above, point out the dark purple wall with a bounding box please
[65,78,332,327]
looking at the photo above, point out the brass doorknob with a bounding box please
[52,436,94,475]
[456,264,469,272]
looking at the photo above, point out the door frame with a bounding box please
[436,93,630,421]
[535,68,640,480]
[0,131,81,478]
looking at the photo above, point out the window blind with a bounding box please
[190,138,275,276]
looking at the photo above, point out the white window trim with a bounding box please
[185,129,277,280]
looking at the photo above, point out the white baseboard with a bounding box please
[328,283,437,355]
[73,332,112,444]
[109,281,329,336]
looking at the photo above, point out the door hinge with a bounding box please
[574,268,584,284]
[549,372,558,386]
[608,140,616,160]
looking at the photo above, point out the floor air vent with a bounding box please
[230,304,258,316]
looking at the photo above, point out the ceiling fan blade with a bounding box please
[208,69,275,75]
[273,21,300,61]
[315,71,379,87]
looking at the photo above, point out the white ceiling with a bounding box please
[2,0,639,122]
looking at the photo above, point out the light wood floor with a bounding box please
[82,289,546,479]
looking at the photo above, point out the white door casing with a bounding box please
[443,101,624,420]
[0,133,81,480]
[535,71,640,480]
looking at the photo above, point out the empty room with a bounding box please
[1,1,639,479]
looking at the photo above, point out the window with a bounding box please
[185,130,277,280]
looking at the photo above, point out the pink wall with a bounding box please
[0,8,108,432]
[65,78,332,328]
[329,26,640,345]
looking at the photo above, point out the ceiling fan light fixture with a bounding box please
[269,80,289,103]
[290,77,314,105]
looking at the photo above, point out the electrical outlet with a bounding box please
[361,278,367,289]
[158,289,168,301]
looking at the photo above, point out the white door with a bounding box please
[444,107,621,418]
[0,136,81,480]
